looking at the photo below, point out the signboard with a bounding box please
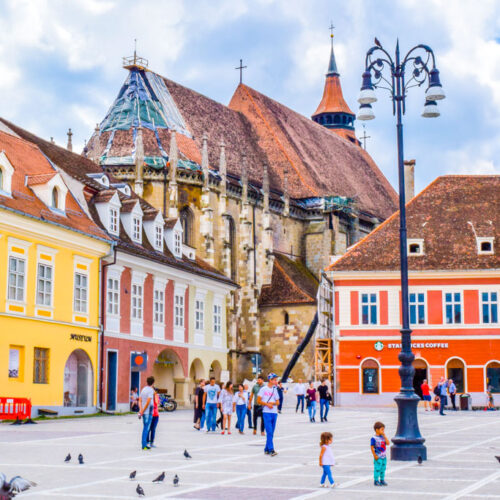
[70,333,92,342]
[374,341,384,351]
[363,368,378,393]
[131,352,148,372]
[387,342,448,349]
[251,353,262,375]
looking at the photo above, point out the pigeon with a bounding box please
[78,454,84,465]
[183,449,192,459]
[136,484,145,496]
[495,455,500,463]
[417,456,423,465]
[0,472,37,499]
[152,472,165,483]
[374,37,382,47]
[129,471,137,480]
[64,453,71,463]
[173,474,179,487]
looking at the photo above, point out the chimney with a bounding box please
[67,128,73,152]
[404,159,415,202]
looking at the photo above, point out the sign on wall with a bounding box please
[131,352,148,371]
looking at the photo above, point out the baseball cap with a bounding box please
[268,373,278,380]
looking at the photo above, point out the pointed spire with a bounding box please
[67,128,73,152]
[327,32,339,76]
[202,131,209,191]
[169,130,178,183]
[263,164,269,213]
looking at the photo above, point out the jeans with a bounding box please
[308,400,317,420]
[278,396,283,412]
[450,394,456,410]
[205,403,217,431]
[141,412,153,448]
[148,416,159,444]
[236,404,246,432]
[253,405,264,432]
[439,395,447,415]
[373,457,387,481]
[320,399,329,420]
[263,412,278,452]
[246,407,253,428]
[200,410,206,429]
[296,395,305,412]
[321,465,334,485]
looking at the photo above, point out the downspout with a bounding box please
[99,244,117,410]
[252,203,256,285]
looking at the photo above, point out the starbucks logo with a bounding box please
[374,341,384,351]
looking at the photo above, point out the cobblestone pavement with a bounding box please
[1,406,499,499]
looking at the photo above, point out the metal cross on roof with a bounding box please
[235,59,247,84]
[329,21,335,39]
[359,125,371,151]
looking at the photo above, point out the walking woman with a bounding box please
[306,381,318,422]
[233,384,249,434]
[193,379,205,430]
[147,388,160,448]
[219,381,234,434]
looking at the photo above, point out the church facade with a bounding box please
[84,41,398,380]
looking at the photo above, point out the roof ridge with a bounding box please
[0,127,45,152]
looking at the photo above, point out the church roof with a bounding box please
[327,175,500,273]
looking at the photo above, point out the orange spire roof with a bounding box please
[313,74,354,117]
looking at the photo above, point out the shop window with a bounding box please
[445,292,462,324]
[361,359,379,394]
[486,362,500,393]
[409,293,425,325]
[482,292,498,324]
[33,347,49,384]
[361,293,378,325]
[9,345,24,381]
[64,349,93,407]
[446,358,465,393]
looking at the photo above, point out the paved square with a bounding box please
[1,405,499,499]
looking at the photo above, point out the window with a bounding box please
[409,293,425,325]
[284,311,289,325]
[213,303,222,335]
[446,358,465,393]
[361,293,377,325]
[408,239,424,256]
[51,187,58,209]
[228,216,236,280]
[33,347,49,384]
[361,359,379,394]
[132,216,141,242]
[9,346,23,380]
[107,278,119,315]
[8,257,25,301]
[180,206,193,246]
[154,289,164,323]
[195,299,204,331]
[109,207,119,234]
[36,263,53,306]
[477,237,494,255]
[445,292,462,324]
[0,168,3,190]
[154,225,163,250]
[486,361,500,393]
[175,293,184,328]
[481,241,492,252]
[132,284,143,320]
[482,292,498,324]
[74,273,88,313]
[174,231,182,257]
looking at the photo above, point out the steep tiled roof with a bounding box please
[327,175,500,272]
[259,253,319,307]
[26,172,57,186]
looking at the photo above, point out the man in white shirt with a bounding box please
[139,376,155,450]
[294,379,306,414]
[257,373,280,456]
[202,376,220,432]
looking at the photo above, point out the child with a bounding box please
[371,421,388,486]
[319,432,336,488]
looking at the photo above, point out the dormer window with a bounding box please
[27,172,68,213]
[0,151,14,196]
[477,237,494,255]
[174,231,182,257]
[109,206,119,234]
[132,216,141,242]
[154,225,163,251]
[408,239,424,256]
[51,187,58,209]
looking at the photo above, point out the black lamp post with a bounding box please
[357,39,445,461]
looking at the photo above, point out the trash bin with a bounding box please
[460,393,471,410]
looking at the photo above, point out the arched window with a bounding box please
[334,115,340,124]
[0,168,3,190]
[180,206,194,247]
[342,115,347,124]
[446,358,465,393]
[228,216,236,281]
[51,187,58,209]
[486,361,500,393]
[361,359,379,394]
[284,311,289,325]
[326,115,332,125]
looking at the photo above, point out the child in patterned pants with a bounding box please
[370,421,389,486]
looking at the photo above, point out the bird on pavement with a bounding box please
[129,471,137,480]
[78,454,84,465]
[0,473,37,499]
[183,449,192,459]
[64,453,71,463]
[173,475,179,487]
[417,456,423,465]
[152,472,165,483]
[495,455,500,464]
[136,484,145,496]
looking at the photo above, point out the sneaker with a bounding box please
[319,484,326,488]
[264,450,270,455]
[228,431,232,435]
[150,444,157,448]
[324,418,328,422]
[142,446,150,450]
[374,480,380,486]
[331,484,337,488]
[261,432,265,436]
[379,481,388,486]
[221,431,225,435]
[253,429,257,435]
[270,451,278,456]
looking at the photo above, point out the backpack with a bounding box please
[433,385,440,396]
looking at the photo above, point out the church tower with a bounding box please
[311,30,358,144]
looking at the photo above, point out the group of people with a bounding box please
[420,377,457,414]
[294,379,333,422]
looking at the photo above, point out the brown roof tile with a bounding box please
[26,172,57,186]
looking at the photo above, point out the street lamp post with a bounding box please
[357,39,445,461]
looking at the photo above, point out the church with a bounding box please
[84,35,398,381]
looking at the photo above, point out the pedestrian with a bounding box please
[420,379,431,411]
[318,379,331,422]
[486,384,495,410]
[138,376,155,450]
[203,377,220,432]
[249,374,265,436]
[438,377,449,415]
[244,383,253,429]
[306,381,318,422]
[130,387,139,412]
[219,381,234,434]
[277,380,286,413]
[234,383,249,434]
[371,421,388,486]
[216,381,224,429]
[257,373,280,456]
[294,378,306,413]
[319,432,336,488]
[193,379,205,430]
[147,388,160,448]
[448,379,457,411]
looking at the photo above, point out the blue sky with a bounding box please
[0,0,499,194]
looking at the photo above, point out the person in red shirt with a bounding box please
[420,379,431,411]
[147,388,160,447]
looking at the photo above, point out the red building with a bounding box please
[327,176,500,407]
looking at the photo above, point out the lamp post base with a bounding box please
[391,392,427,461]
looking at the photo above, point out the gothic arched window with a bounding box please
[180,206,194,246]
[228,216,236,281]
[51,187,58,209]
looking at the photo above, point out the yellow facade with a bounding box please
[0,210,110,411]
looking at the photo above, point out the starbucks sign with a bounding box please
[374,341,384,351]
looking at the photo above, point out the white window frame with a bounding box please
[174,284,187,342]
[132,216,141,243]
[109,206,119,235]
[481,291,499,324]
[360,292,378,325]
[74,272,88,314]
[105,266,123,332]
[107,277,120,316]
[36,263,53,307]
[8,256,26,303]
[154,225,163,251]
[154,288,165,324]
[131,283,143,320]
[0,151,14,196]
[409,292,426,326]
[444,291,462,325]
[174,231,182,257]
[477,237,494,255]
[408,238,424,256]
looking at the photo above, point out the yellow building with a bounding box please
[0,130,111,415]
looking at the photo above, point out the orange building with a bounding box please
[327,175,500,407]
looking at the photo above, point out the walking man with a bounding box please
[448,379,457,411]
[249,374,265,436]
[294,378,306,413]
[438,377,449,416]
[203,377,220,432]
[257,373,280,456]
[138,376,155,450]
[318,379,331,422]
[194,379,205,430]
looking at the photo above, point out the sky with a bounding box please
[0,0,499,194]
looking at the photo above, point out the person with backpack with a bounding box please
[437,377,449,415]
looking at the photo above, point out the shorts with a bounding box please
[423,395,431,401]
